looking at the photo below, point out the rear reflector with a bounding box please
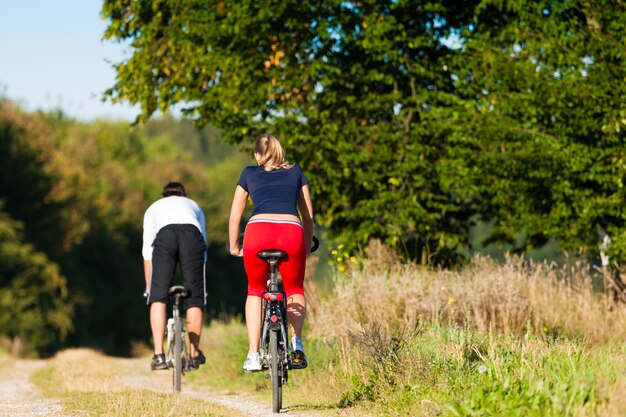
[263,292,284,302]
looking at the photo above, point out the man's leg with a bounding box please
[149,300,169,370]
[148,227,178,370]
[178,226,207,364]
[150,227,178,355]
[186,306,202,357]
[150,301,167,354]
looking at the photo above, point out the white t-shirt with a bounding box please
[142,196,207,260]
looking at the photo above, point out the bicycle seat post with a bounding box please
[267,258,279,291]
[257,250,288,292]
[173,294,180,319]
[168,285,188,320]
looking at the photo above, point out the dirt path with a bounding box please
[0,360,65,417]
[116,358,328,417]
[0,354,343,417]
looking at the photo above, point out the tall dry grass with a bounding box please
[310,240,626,344]
[34,348,117,395]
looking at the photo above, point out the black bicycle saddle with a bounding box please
[257,250,288,260]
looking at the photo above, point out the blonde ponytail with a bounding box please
[254,134,293,170]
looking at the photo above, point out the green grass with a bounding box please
[190,320,267,391]
[332,323,626,416]
[189,320,366,414]
[186,310,626,417]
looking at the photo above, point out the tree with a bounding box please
[102,0,626,265]
[102,0,482,263]
[0,206,73,357]
[453,0,626,261]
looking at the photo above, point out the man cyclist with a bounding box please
[143,182,207,370]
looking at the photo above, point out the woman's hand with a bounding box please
[230,246,243,257]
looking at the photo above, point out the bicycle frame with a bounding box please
[256,251,290,413]
[166,285,189,393]
[233,236,318,413]
[259,257,290,365]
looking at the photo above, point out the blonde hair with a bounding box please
[254,134,293,170]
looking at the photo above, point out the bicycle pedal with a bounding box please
[291,362,307,369]
[290,354,308,369]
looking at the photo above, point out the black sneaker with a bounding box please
[185,350,205,372]
[151,353,168,370]
[186,357,200,371]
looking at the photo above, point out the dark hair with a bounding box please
[162,182,187,197]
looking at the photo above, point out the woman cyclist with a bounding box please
[228,134,314,372]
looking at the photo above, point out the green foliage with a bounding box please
[0,99,247,355]
[101,0,482,263]
[0,206,73,356]
[456,0,626,261]
[102,0,626,265]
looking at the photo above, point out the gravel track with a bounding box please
[0,356,335,417]
[0,360,65,417]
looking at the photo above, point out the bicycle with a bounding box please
[144,284,199,393]
[257,236,319,413]
[165,285,190,393]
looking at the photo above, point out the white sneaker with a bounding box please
[243,352,262,372]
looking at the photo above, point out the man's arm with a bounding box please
[143,259,152,295]
[142,206,154,295]
[197,204,208,262]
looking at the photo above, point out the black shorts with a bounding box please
[148,224,206,310]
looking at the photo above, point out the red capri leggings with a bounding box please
[243,220,306,297]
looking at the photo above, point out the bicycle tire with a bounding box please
[278,344,284,410]
[173,317,183,393]
[270,328,282,412]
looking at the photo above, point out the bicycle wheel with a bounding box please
[277,345,284,410]
[270,328,282,413]
[173,317,183,392]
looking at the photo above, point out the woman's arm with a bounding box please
[228,185,249,256]
[298,184,314,254]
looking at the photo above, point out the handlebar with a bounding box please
[311,236,320,253]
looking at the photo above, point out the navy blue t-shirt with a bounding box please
[237,164,309,218]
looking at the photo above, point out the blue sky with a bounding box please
[0,1,139,121]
